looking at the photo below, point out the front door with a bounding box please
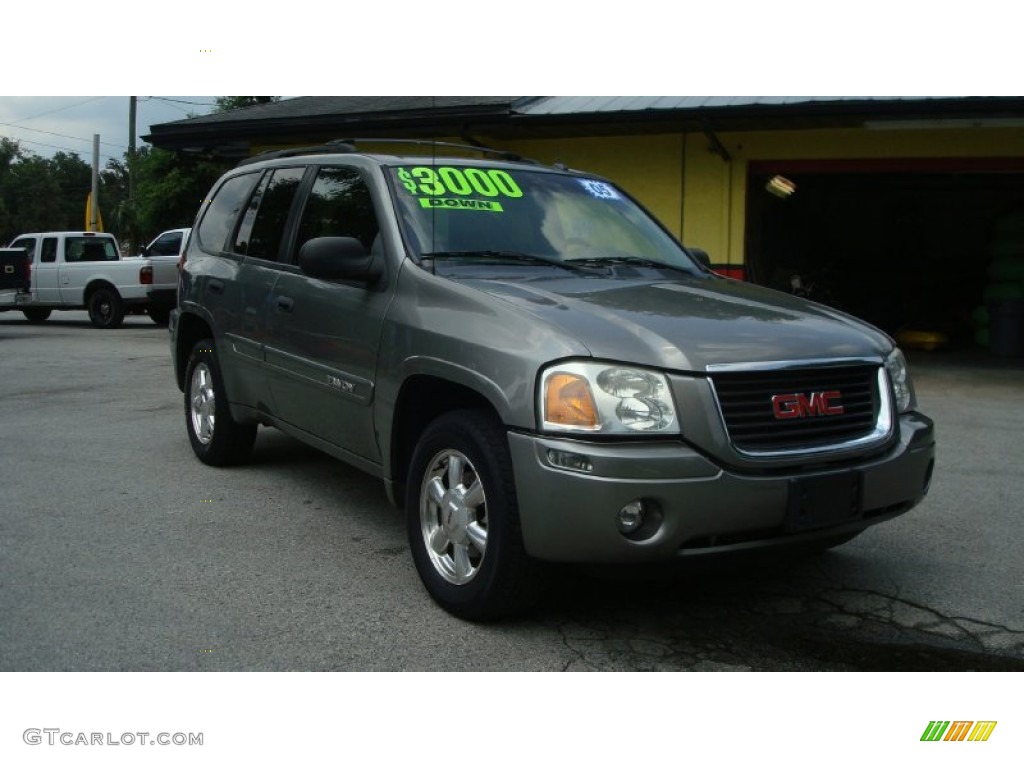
[264,165,392,464]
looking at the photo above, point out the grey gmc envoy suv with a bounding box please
[170,140,936,619]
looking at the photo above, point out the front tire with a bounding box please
[184,338,257,466]
[87,287,125,329]
[406,409,549,620]
[148,305,171,326]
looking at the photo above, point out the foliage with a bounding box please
[214,97,280,112]
[0,139,231,249]
[0,140,93,243]
[0,97,276,247]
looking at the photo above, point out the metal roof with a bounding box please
[144,96,1024,157]
[519,96,964,115]
[161,96,517,127]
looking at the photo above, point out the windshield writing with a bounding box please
[388,165,698,273]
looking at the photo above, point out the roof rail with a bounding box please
[234,142,358,167]
[328,138,541,164]
[234,138,545,168]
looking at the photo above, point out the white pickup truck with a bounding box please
[0,231,178,328]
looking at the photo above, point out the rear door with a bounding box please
[264,164,392,463]
[196,167,307,412]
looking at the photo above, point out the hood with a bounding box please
[458,271,892,371]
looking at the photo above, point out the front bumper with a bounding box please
[509,412,935,562]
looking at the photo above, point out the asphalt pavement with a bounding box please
[1,311,1022,671]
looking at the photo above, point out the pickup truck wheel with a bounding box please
[22,308,51,323]
[407,409,549,620]
[87,287,125,329]
[148,306,171,326]
[184,338,257,466]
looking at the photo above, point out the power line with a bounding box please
[6,96,108,125]
[144,97,218,108]
[0,120,126,151]
[1,134,120,165]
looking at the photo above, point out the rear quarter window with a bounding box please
[197,172,261,254]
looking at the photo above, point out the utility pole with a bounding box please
[90,134,100,232]
[128,96,138,253]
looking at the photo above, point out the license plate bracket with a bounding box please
[786,471,864,532]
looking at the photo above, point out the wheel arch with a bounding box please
[386,373,506,509]
[83,278,118,304]
[174,311,214,392]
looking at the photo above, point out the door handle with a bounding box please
[208,279,225,294]
[276,296,294,313]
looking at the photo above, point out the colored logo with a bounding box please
[920,721,997,742]
[771,390,844,420]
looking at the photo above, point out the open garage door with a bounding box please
[745,159,1024,352]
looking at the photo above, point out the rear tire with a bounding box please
[406,409,549,621]
[87,287,125,329]
[184,338,257,466]
[22,308,51,323]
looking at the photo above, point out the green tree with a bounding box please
[0,138,20,240]
[214,97,280,112]
[133,146,230,243]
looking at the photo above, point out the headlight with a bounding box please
[540,362,678,434]
[885,347,915,413]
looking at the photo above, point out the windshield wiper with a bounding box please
[421,250,594,274]
[568,255,697,275]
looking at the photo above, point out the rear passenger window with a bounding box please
[233,167,305,261]
[64,238,117,262]
[293,167,380,259]
[41,238,58,263]
[197,172,260,254]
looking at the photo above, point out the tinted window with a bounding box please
[65,237,118,262]
[41,238,58,263]
[149,232,182,256]
[197,172,260,253]
[234,167,305,261]
[293,167,380,259]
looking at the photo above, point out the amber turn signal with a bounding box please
[544,373,599,430]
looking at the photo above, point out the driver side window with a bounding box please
[292,167,380,259]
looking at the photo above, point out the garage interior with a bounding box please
[744,161,1024,355]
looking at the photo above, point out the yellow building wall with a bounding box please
[260,126,1024,269]
[503,126,1024,268]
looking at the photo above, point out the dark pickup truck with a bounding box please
[0,247,30,293]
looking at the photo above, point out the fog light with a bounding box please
[618,500,645,534]
[546,449,593,473]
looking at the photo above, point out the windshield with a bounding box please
[385,164,700,273]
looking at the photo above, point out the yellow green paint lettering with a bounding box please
[418,198,505,212]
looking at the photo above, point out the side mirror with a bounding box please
[298,236,381,283]
[686,247,711,269]
[139,244,150,257]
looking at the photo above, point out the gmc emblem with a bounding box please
[771,391,844,420]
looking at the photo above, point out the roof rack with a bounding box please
[234,138,543,168]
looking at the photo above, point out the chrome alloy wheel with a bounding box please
[419,449,488,585]
[189,362,216,445]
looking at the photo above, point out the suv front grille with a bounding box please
[710,364,883,454]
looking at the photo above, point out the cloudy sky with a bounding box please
[0,97,223,164]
